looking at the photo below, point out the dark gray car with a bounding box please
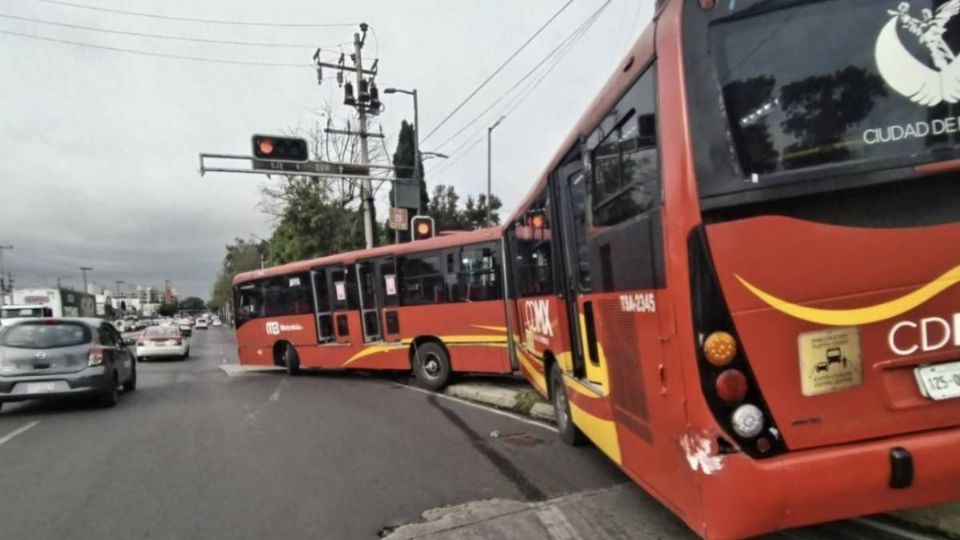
[0,318,136,412]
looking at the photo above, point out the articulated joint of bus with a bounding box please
[688,226,786,459]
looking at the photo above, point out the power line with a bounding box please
[0,28,311,67]
[431,3,605,152]
[428,2,609,181]
[421,0,578,143]
[32,0,359,28]
[0,13,344,49]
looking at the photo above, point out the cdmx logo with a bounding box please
[265,321,281,335]
[876,0,960,106]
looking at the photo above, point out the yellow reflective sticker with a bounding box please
[798,327,863,396]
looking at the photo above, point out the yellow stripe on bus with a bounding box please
[737,264,960,326]
[569,400,621,465]
[517,347,547,394]
[342,344,401,367]
[471,325,508,333]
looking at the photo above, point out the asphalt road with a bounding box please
[0,328,943,540]
[0,328,632,540]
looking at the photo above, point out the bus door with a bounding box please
[329,265,356,344]
[356,260,382,343]
[378,258,401,342]
[552,155,603,386]
[310,267,335,344]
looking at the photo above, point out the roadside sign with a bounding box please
[389,207,409,230]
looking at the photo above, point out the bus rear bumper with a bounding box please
[698,427,960,539]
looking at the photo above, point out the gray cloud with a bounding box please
[1,0,652,298]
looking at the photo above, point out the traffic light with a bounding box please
[251,135,309,162]
[411,216,435,241]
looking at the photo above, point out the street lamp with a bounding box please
[421,151,449,160]
[0,244,11,308]
[79,266,93,294]
[487,115,506,227]
[384,87,422,213]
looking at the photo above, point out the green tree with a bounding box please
[208,237,267,312]
[158,303,177,317]
[425,184,503,232]
[179,296,206,312]
[388,120,429,243]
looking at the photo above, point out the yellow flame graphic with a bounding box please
[736,263,960,326]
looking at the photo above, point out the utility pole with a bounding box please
[354,26,375,249]
[79,266,92,294]
[0,245,11,308]
[487,116,506,227]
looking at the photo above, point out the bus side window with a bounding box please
[399,252,445,306]
[511,188,555,298]
[234,283,264,325]
[591,64,660,227]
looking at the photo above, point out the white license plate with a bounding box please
[25,382,56,394]
[915,361,960,400]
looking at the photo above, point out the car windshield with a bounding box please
[144,326,179,337]
[0,322,92,349]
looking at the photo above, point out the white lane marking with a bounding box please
[536,506,581,540]
[852,518,938,540]
[269,382,282,402]
[0,421,39,447]
[397,383,559,434]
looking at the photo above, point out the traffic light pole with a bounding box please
[354,32,375,249]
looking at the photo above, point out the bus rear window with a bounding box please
[710,0,960,178]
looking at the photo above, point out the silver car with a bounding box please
[0,318,136,412]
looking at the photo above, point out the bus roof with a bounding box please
[233,227,503,285]
[507,23,657,225]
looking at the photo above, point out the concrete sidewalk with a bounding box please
[382,483,695,540]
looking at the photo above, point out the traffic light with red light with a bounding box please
[251,135,308,162]
[411,216,435,241]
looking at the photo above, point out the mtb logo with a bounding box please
[876,1,960,106]
[265,321,280,335]
[523,299,554,337]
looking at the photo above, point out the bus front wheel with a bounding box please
[413,342,451,390]
[550,364,586,446]
[283,344,301,376]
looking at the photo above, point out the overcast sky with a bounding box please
[0,0,653,298]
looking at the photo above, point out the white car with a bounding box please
[137,325,189,361]
[195,318,209,330]
[211,318,223,327]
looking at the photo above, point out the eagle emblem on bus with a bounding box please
[876,0,960,106]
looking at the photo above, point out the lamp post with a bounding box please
[0,244,11,308]
[79,266,93,294]
[384,88,422,214]
[487,115,506,227]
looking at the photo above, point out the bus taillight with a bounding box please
[703,331,736,366]
[689,226,785,458]
[715,369,748,403]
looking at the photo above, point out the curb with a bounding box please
[444,381,556,423]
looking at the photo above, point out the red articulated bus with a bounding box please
[232,228,512,389]
[505,0,960,538]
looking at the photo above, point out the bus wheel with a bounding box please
[283,344,301,376]
[413,342,451,390]
[550,364,586,446]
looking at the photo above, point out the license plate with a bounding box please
[25,382,56,394]
[915,361,960,400]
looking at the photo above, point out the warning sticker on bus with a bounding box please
[797,327,862,397]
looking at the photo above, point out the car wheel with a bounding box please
[99,374,120,408]
[122,362,137,393]
[183,349,190,360]
[413,342,451,390]
[550,364,586,446]
[284,344,301,376]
